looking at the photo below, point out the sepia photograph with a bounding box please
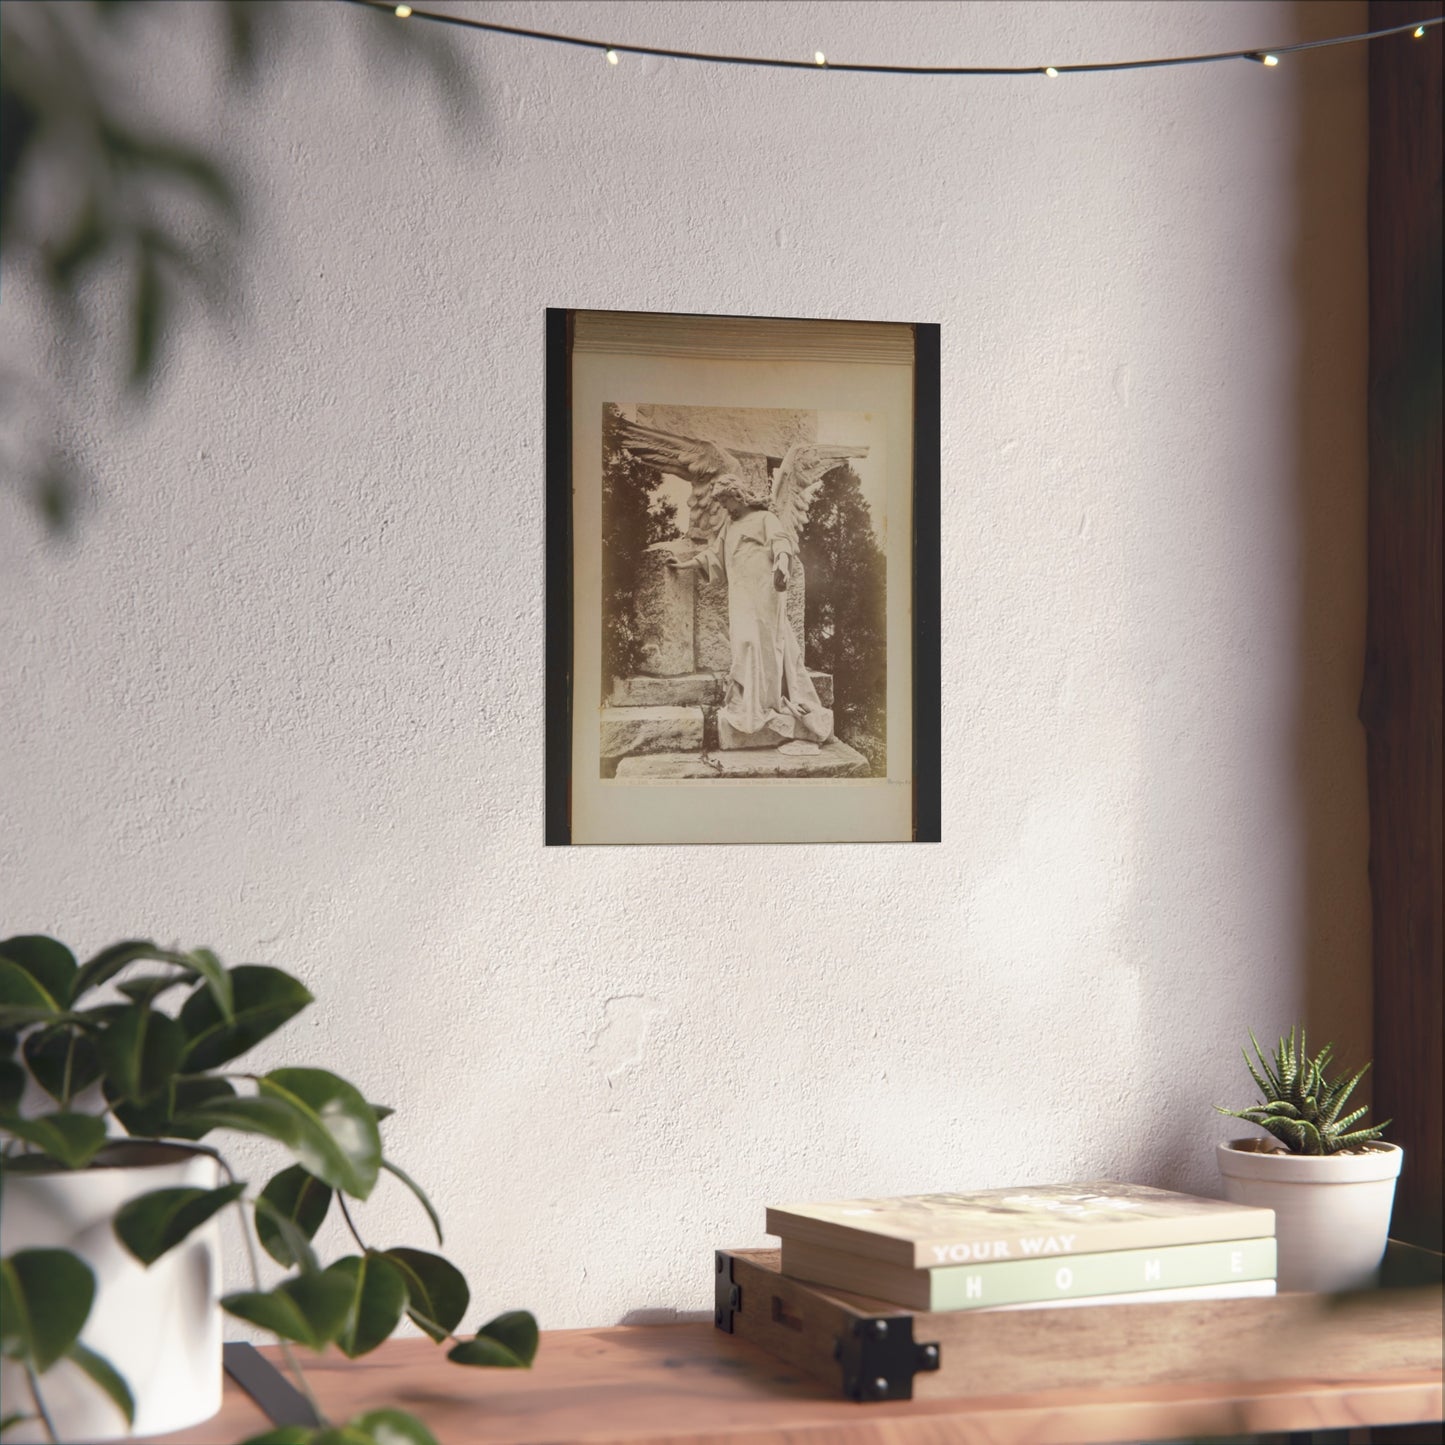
[600,402,886,782]
[547,308,939,845]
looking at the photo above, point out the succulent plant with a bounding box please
[1216,1025,1391,1156]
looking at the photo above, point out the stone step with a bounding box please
[613,736,870,780]
[611,671,834,709]
[599,706,704,760]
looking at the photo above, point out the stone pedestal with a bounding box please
[599,706,703,759]
[614,736,869,780]
[604,672,835,771]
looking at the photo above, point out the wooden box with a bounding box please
[715,1243,1445,1404]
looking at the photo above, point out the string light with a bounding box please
[341,2,1443,78]
[605,49,619,65]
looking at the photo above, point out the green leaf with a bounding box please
[370,1103,394,1122]
[71,941,174,1000]
[256,1165,332,1268]
[382,1248,468,1342]
[1332,1121,1392,1151]
[73,1003,131,1032]
[258,1070,381,1201]
[101,125,240,218]
[327,1253,407,1359]
[154,1076,240,1141]
[0,1112,108,1168]
[23,1027,102,1103]
[447,1310,538,1368]
[67,1340,135,1426]
[0,1248,96,1371]
[0,938,76,1008]
[112,1075,238,1138]
[351,1409,441,1445]
[129,238,164,389]
[380,1158,442,1246]
[113,1182,245,1265]
[252,1196,321,1276]
[179,966,313,1071]
[107,1074,239,1142]
[182,948,233,1023]
[116,975,191,1008]
[310,1431,374,1445]
[0,1261,23,1359]
[44,199,107,290]
[0,961,60,1026]
[0,1060,25,1114]
[222,1272,353,1351]
[98,1006,187,1103]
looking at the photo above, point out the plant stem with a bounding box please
[24,1364,57,1444]
[336,1194,367,1253]
[219,1157,327,1428]
[335,1197,464,1348]
[59,1032,76,1109]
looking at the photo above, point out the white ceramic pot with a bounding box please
[1216,1137,1403,1293]
[0,1141,224,1442]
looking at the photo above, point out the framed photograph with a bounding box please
[545,308,940,845]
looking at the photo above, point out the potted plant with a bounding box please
[1215,1025,1402,1293]
[0,934,537,1444]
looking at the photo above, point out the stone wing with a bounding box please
[613,417,744,544]
[770,443,870,547]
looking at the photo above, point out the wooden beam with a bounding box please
[1364,0,1444,1265]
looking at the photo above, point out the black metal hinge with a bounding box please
[714,1250,742,1332]
[833,1313,941,1401]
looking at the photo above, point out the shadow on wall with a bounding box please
[1287,0,1373,1092]
[1130,0,1373,1196]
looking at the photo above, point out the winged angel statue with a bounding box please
[614,417,868,753]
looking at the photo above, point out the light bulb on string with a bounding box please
[338,3,1441,80]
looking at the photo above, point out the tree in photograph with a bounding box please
[801,463,887,773]
[600,405,677,694]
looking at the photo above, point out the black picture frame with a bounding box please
[545,307,941,846]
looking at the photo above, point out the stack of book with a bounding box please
[766,1181,1277,1312]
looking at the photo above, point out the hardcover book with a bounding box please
[779,1234,1278,1311]
[766,1181,1275,1270]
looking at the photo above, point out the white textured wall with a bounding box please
[0,1,1370,1331]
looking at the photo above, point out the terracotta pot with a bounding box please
[0,1141,224,1441]
[1216,1137,1403,1293]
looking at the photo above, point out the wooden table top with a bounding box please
[149,1320,1444,1445]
